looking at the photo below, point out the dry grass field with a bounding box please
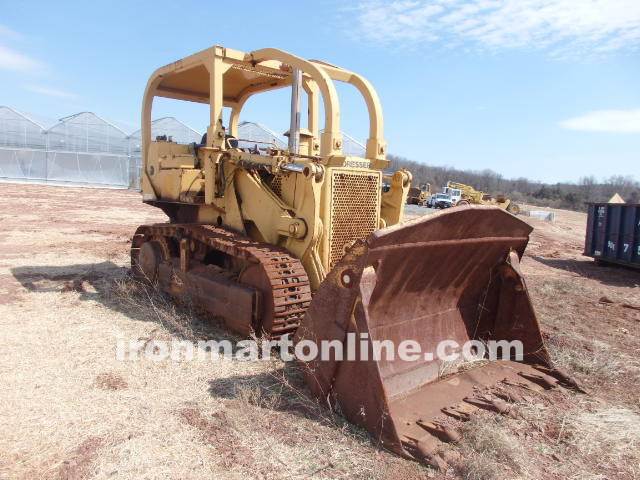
[1,183,639,480]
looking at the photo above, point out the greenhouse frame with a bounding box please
[0,106,365,190]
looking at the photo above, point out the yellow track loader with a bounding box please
[133,46,576,468]
[446,180,520,214]
[406,183,431,205]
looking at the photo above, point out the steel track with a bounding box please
[131,223,311,338]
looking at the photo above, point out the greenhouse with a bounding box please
[46,112,129,187]
[0,107,48,182]
[0,106,366,189]
[0,107,204,189]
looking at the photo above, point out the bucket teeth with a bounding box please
[494,389,525,404]
[416,421,461,444]
[489,397,511,414]
[409,431,462,471]
[463,395,511,414]
[414,440,448,471]
[441,406,472,421]
[501,378,534,390]
[518,372,558,390]
[533,365,587,393]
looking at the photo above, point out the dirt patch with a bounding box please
[55,436,103,480]
[94,372,128,391]
[177,407,256,469]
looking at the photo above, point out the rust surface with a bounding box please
[295,206,572,467]
[131,224,311,337]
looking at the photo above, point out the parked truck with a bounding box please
[429,192,454,208]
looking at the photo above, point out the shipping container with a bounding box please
[584,203,640,269]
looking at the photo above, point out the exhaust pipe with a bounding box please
[288,68,302,155]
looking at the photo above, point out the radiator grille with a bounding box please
[329,170,381,268]
[270,175,282,198]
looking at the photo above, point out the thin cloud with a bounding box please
[0,25,22,40]
[26,85,78,100]
[560,109,640,133]
[352,0,640,55]
[0,45,43,73]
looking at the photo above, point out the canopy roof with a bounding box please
[152,46,291,106]
[143,45,387,163]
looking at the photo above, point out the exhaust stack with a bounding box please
[288,68,302,155]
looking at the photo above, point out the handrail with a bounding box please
[310,61,386,161]
[249,48,342,157]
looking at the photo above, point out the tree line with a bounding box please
[388,154,639,211]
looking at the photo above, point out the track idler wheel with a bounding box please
[135,241,163,282]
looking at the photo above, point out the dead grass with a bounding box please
[107,275,199,340]
[514,400,640,480]
[547,334,626,379]
[530,274,640,408]
[2,183,640,480]
[2,263,427,479]
[200,354,429,479]
[103,273,431,478]
[457,417,530,480]
[536,278,588,298]
[457,396,640,480]
[108,274,431,479]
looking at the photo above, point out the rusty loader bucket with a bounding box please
[295,206,579,468]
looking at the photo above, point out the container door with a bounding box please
[633,206,640,266]
[605,206,621,261]
[593,205,607,258]
[620,206,636,263]
[585,204,596,255]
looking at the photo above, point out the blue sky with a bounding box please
[1,0,638,183]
